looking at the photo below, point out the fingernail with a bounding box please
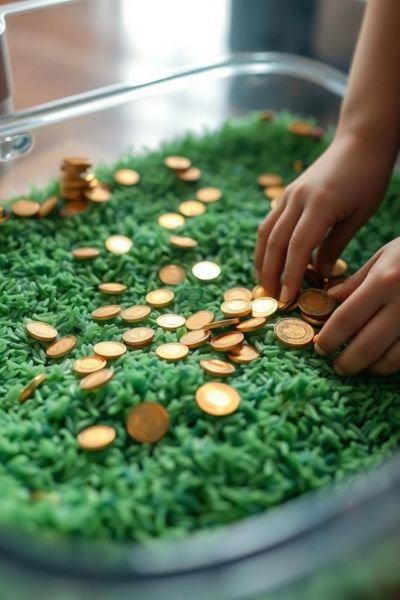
[279,285,291,303]
[314,343,327,357]
[334,364,346,377]
[327,283,343,295]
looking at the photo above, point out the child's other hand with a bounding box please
[315,238,400,376]
[254,133,391,302]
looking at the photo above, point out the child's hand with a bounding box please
[315,238,400,376]
[254,134,392,301]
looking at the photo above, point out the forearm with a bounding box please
[336,0,400,161]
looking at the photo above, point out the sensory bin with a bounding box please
[1,113,400,543]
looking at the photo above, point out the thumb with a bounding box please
[327,249,382,301]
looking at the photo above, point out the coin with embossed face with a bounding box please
[274,318,314,348]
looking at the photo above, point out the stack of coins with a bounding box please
[59,157,97,204]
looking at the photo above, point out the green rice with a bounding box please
[0,112,399,543]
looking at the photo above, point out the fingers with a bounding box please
[254,196,287,281]
[315,215,363,278]
[327,249,383,302]
[370,338,400,375]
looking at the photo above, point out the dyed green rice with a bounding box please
[0,113,400,543]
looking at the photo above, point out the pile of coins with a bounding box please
[164,155,202,182]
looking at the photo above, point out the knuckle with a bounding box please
[377,269,400,288]
[267,232,283,254]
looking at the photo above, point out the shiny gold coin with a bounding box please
[176,166,202,182]
[257,173,283,187]
[178,200,206,217]
[271,197,282,210]
[236,317,267,333]
[26,321,58,343]
[105,235,133,255]
[264,185,285,200]
[221,299,252,318]
[72,247,100,260]
[288,120,314,136]
[38,195,57,218]
[195,187,222,203]
[252,285,271,299]
[278,295,297,312]
[228,344,260,364]
[251,297,278,318]
[204,318,240,330]
[123,327,155,347]
[156,314,186,331]
[94,341,127,360]
[73,356,106,375]
[59,200,87,217]
[192,261,221,281]
[19,373,47,403]
[11,199,40,217]
[85,185,112,203]
[298,288,336,319]
[223,287,252,302]
[186,310,215,330]
[80,368,114,391]
[210,331,244,352]
[98,282,127,295]
[120,305,151,323]
[158,264,186,285]
[275,318,314,347]
[145,288,175,308]
[113,168,140,186]
[196,382,240,416]
[91,305,121,321]
[331,258,348,278]
[156,343,189,362]
[199,359,236,377]
[46,336,77,359]
[169,235,198,249]
[164,155,191,171]
[127,402,170,443]
[158,212,186,230]
[77,425,116,451]
[180,329,211,349]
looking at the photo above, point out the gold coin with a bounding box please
[180,329,210,349]
[26,321,58,342]
[185,310,215,330]
[223,287,252,302]
[123,327,155,347]
[63,157,92,169]
[159,264,186,285]
[164,155,191,171]
[46,335,77,358]
[331,258,348,278]
[176,166,202,182]
[274,317,315,348]
[120,305,151,323]
[105,235,133,255]
[210,331,244,352]
[257,174,283,187]
[264,185,285,200]
[72,247,100,260]
[158,212,186,229]
[300,312,326,328]
[259,110,274,121]
[98,282,127,295]
[146,289,175,308]
[38,195,57,218]
[77,425,116,451]
[127,402,170,443]
[80,368,114,391]
[236,317,267,333]
[271,197,282,210]
[192,261,221,281]
[85,185,112,203]
[156,343,189,362]
[228,344,260,364]
[252,285,271,299]
[94,341,127,360]
[113,168,140,186]
[196,382,240,416]
[91,305,121,321]
[298,289,336,319]
[288,120,314,136]
[73,356,106,375]
[19,373,47,403]
[12,199,40,217]
[204,318,240,330]
[169,235,198,249]
[156,314,186,331]
[195,187,222,203]
[199,359,236,377]
[178,200,206,217]
[221,299,252,318]
[59,200,87,217]
[251,297,278,318]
